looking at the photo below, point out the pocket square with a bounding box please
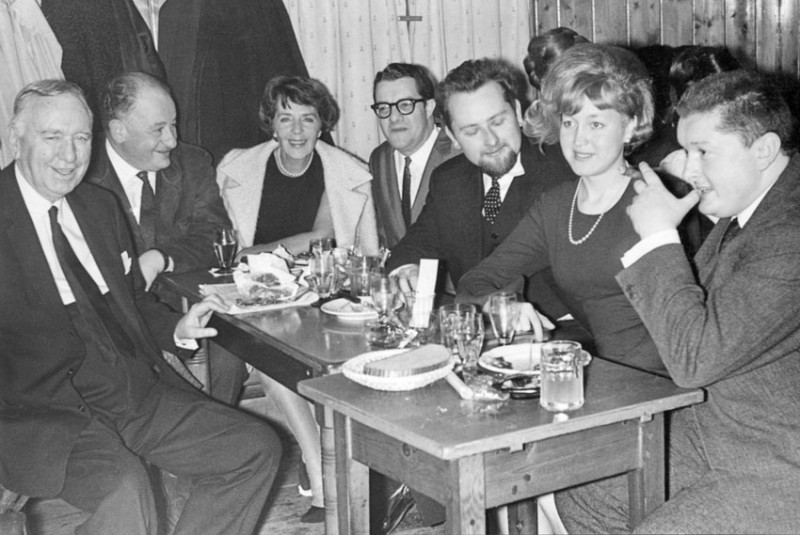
[121,251,132,274]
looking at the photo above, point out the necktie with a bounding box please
[401,156,412,228]
[719,218,740,251]
[483,177,501,223]
[137,170,156,249]
[49,206,134,356]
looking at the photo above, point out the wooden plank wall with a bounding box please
[531,0,800,77]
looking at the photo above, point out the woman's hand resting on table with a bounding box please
[511,302,555,342]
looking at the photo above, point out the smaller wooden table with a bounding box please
[299,359,702,535]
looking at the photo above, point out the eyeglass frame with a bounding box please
[370,98,427,119]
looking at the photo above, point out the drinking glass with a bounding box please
[306,254,336,298]
[213,228,238,273]
[369,273,394,321]
[348,256,381,298]
[439,304,483,372]
[487,292,520,345]
[540,341,585,412]
[310,238,335,257]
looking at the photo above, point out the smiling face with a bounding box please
[10,92,93,202]
[559,96,635,179]
[446,81,522,177]
[374,77,435,156]
[273,100,322,164]
[677,109,767,219]
[110,85,177,172]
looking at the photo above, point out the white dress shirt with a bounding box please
[106,140,156,224]
[392,126,440,205]
[17,167,110,305]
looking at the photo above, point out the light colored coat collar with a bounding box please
[217,140,379,254]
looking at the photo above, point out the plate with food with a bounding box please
[200,275,318,315]
[478,343,542,376]
[320,298,378,321]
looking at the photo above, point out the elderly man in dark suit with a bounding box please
[557,71,800,533]
[369,63,460,249]
[387,58,572,319]
[0,79,281,534]
[85,71,247,405]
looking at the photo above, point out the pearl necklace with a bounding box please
[275,148,314,177]
[568,177,606,245]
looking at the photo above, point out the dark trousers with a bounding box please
[59,381,281,535]
[207,341,249,405]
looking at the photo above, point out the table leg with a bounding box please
[446,454,486,535]
[628,413,665,530]
[321,405,338,535]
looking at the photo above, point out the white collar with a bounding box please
[106,139,145,180]
[15,164,64,215]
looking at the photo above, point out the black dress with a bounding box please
[253,151,325,245]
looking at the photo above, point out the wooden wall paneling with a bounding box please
[534,0,562,33]
[661,0,695,46]
[694,0,727,45]
[756,0,781,72]
[594,0,629,46]
[559,0,595,42]
[629,0,663,48]
[725,0,758,67]
[778,0,800,76]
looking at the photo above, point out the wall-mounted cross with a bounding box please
[398,0,422,24]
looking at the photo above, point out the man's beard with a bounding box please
[479,145,518,177]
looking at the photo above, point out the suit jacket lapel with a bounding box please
[415,129,454,219]
[377,143,405,237]
[0,169,66,310]
[156,157,183,236]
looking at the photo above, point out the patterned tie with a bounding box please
[719,218,740,251]
[483,176,501,223]
[401,156,412,228]
[49,206,134,356]
[137,170,156,249]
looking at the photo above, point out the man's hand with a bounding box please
[516,302,555,342]
[174,294,229,341]
[627,162,700,239]
[139,249,166,290]
[389,264,419,295]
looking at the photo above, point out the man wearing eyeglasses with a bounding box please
[369,63,460,249]
[386,58,572,317]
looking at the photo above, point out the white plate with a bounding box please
[320,298,378,321]
[479,343,591,375]
[479,343,542,375]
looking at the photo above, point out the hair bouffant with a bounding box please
[525,43,655,153]
[523,27,589,91]
[258,76,340,138]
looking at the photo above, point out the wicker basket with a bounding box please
[342,349,456,391]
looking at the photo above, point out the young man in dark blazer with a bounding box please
[387,58,572,319]
[369,63,460,249]
[0,79,281,534]
[558,71,800,533]
[85,72,247,406]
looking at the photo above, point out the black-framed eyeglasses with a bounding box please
[370,98,426,119]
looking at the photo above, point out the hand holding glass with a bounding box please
[487,292,520,345]
[213,228,238,273]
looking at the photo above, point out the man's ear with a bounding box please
[445,125,460,150]
[425,98,436,120]
[752,131,782,170]
[108,118,127,143]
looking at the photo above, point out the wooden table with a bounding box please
[299,359,703,535]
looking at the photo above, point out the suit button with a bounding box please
[491,233,499,240]
[67,368,75,376]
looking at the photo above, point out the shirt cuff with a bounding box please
[621,229,680,268]
[174,334,199,351]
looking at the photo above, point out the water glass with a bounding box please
[310,238,335,257]
[369,273,394,320]
[306,254,336,298]
[213,228,238,273]
[487,292,520,345]
[348,256,381,298]
[438,304,483,372]
[540,340,584,412]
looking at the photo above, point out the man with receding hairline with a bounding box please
[0,79,281,535]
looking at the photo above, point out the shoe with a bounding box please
[300,505,325,523]
[297,458,312,497]
[381,484,415,535]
